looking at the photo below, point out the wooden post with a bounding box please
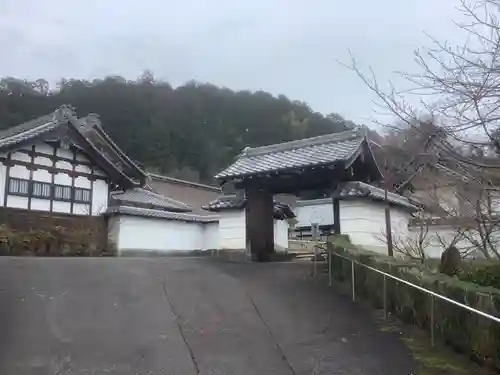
[245,186,274,261]
[332,197,341,235]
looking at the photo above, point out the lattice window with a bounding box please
[54,185,72,201]
[32,181,51,199]
[74,187,91,203]
[8,178,29,195]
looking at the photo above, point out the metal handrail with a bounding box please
[311,244,500,346]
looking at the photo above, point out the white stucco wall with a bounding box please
[219,210,246,250]
[203,222,219,250]
[274,219,289,252]
[92,179,109,215]
[295,199,334,228]
[293,198,413,255]
[339,200,412,255]
[116,216,206,253]
[112,209,290,254]
[218,209,290,251]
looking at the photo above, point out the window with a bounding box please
[74,188,91,203]
[32,181,51,198]
[6,178,92,204]
[54,185,72,201]
[8,178,29,195]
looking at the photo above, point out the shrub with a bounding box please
[460,262,500,289]
[0,225,112,257]
[326,244,500,370]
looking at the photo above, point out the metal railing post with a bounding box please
[313,245,317,276]
[328,249,332,288]
[351,260,355,301]
[430,295,435,347]
[316,247,500,348]
[383,274,387,319]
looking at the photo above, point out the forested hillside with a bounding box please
[0,74,357,183]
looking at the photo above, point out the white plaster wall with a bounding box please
[203,222,219,250]
[117,216,205,253]
[31,198,50,211]
[9,164,29,179]
[294,198,413,255]
[295,199,333,227]
[219,210,246,250]
[113,211,290,253]
[274,220,289,252]
[218,209,289,251]
[0,163,6,206]
[32,169,51,183]
[92,179,109,215]
[339,200,411,255]
[52,201,71,214]
[7,196,28,209]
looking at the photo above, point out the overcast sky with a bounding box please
[0,0,463,126]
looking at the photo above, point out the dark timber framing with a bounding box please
[15,148,93,167]
[333,198,341,234]
[50,144,57,212]
[89,165,94,215]
[70,148,76,214]
[0,157,107,181]
[27,145,35,210]
[3,152,11,207]
[4,143,94,215]
[6,177,91,206]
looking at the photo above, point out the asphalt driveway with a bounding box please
[0,257,416,375]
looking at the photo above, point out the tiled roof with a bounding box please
[333,181,418,210]
[215,130,366,179]
[0,106,147,188]
[202,194,296,219]
[110,188,192,212]
[0,105,76,148]
[202,194,246,211]
[105,205,219,223]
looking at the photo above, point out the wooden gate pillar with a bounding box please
[245,186,274,261]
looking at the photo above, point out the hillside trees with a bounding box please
[0,76,354,182]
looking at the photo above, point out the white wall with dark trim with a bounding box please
[110,209,290,254]
[292,198,414,255]
[1,141,109,216]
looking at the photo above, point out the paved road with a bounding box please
[0,257,416,375]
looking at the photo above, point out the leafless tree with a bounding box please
[412,163,500,259]
[389,214,430,264]
[344,0,500,259]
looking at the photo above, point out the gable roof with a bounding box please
[110,188,193,212]
[0,109,72,148]
[78,115,147,184]
[0,105,147,189]
[215,130,380,180]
